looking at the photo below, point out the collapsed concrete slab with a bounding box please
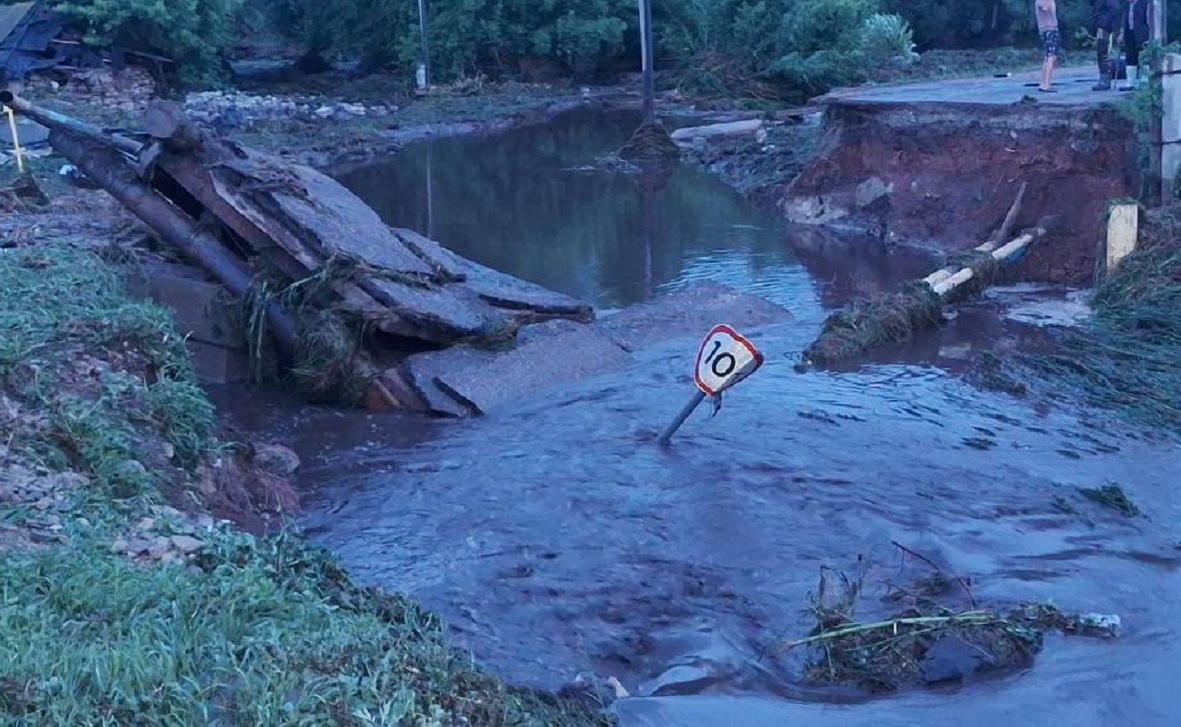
[403,281,792,417]
[2,92,595,409]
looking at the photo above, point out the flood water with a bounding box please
[217,109,1181,726]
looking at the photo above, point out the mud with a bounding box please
[781,101,1138,285]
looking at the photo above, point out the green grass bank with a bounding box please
[0,242,610,726]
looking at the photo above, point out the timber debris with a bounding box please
[799,183,1054,368]
[0,91,594,410]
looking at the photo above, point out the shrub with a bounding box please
[52,0,247,87]
[861,12,918,64]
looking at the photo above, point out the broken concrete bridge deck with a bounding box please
[817,66,1126,109]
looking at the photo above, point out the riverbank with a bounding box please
[0,242,611,723]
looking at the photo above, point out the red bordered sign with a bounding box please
[693,324,764,396]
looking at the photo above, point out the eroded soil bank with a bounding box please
[779,100,1138,285]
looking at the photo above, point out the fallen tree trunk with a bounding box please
[800,217,1054,368]
[923,182,1027,289]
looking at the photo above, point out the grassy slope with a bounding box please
[0,244,610,726]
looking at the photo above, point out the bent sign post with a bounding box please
[658,324,764,445]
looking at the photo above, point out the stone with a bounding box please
[170,535,205,554]
[148,536,173,559]
[254,443,301,477]
[919,636,995,684]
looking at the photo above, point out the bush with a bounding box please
[861,12,918,64]
[52,0,247,87]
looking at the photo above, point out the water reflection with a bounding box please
[336,108,817,312]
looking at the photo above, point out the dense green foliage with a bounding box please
[42,0,1146,93]
[51,0,246,85]
[42,0,1181,94]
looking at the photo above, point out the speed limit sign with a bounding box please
[693,324,764,396]
[658,323,765,445]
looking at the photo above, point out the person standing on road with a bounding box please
[1091,0,1122,89]
[1120,0,1153,90]
[1035,0,1060,92]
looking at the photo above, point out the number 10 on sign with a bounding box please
[658,324,764,445]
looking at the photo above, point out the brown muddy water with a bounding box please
[213,109,1180,726]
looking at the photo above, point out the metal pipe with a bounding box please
[658,390,705,446]
[1,90,142,155]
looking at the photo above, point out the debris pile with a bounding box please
[1,91,594,411]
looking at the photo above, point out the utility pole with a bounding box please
[638,0,655,125]
[1150,0,1169,203]
[417,0,431,91]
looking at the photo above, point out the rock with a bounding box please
[314,105,335,119]
[919,636,996,684]
[148,536,173,560]
[169,535,205,554]
[122,537,154,555]
[254,444,301,477]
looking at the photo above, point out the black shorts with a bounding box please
[1040,29,1060,58]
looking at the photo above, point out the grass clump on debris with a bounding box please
[1017,206,1181,433]
[801,281,943,367]
[0,243,611,726]
[784,556,1120,694]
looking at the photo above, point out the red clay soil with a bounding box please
[782,101,1139,285]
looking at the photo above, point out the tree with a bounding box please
[52,0,247,86]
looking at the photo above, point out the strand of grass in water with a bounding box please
[783,611,1000,650]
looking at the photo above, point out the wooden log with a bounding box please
[988,181,1027,247]
[670,119,763,143]
[143,100,204,153]
[929,224,1047,298]
[921,182,1026,288]
[49,130,299,365]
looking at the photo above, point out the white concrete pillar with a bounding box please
[1163,54,1181,201]
[1106,203,1139,272]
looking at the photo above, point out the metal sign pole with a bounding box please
[417,0,431,89]
[658,391,705,446]
[637,0,655,125]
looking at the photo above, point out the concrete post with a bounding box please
[1106,203,1139,273]
[1162,54,1181,202]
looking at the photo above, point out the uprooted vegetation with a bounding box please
[0,243,611,725]
[1014,206,1181,434]
[784,551,1121,694]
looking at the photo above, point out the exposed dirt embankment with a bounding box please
[781,101,1138,284]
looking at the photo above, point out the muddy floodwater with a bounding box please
[216,109,1180,726]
